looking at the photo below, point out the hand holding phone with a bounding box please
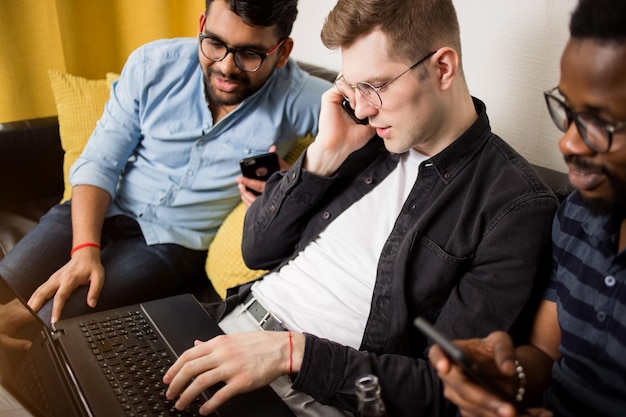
[341,99,368,125]
[414,317,520,405]
[239,152,280,196]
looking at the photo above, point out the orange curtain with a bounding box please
[0,0,202,123]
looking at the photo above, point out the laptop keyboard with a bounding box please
[78,310,205,417]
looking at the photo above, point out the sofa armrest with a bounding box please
[0,116,63,259]
[0,116,64,206]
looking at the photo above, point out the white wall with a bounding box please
[290,0,577,172]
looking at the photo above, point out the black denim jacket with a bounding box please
[235,98,558,417]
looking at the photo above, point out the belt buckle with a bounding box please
[264,312,285,331]
[244,296,284,331]
[258,310,272,328]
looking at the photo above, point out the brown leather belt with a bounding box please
[242,293,287,332]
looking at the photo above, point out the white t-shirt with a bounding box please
[252,149,427,348]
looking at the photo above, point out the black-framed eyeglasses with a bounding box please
[544,87,626,153]
[334,50,437,109]
[198,33,286,72]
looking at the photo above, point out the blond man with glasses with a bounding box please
[163,0,559,416]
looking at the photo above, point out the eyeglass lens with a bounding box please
[545,93,611,152]
[335,78,383,109]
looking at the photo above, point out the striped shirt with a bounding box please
[544,191,626,417]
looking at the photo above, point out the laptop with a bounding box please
[0,274,295,417]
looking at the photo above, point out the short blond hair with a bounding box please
[321,0,461,64]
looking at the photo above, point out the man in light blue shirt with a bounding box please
[0,0,330,325]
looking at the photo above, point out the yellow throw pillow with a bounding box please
[48,69,120,202]
[105,72,120,89]
[206,135,314,299]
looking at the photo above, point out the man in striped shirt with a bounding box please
[427,0,626,416]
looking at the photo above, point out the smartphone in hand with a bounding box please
[414,317,520,405]
[239,152,280,196]
[341,99,368,125]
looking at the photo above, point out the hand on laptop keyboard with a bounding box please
[163,331,303,415]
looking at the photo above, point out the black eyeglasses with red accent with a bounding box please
[198,33,285,73]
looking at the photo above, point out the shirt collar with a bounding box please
[569,191,619,248]
[427,97,491,184]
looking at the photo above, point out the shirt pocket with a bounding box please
[407,234,473,316]
[221,118,281,156]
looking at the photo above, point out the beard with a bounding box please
[203,68,263,107]
[580,195,626,218]
[565,154,626,217]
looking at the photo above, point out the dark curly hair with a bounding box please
[570,0,626,44]
[205,0,298,40]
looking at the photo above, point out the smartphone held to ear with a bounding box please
[341,99,368,125]
[239,152,280,196]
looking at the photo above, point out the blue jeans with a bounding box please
[0,202,208,324]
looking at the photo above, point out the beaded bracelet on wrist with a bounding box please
[514,360,527,403]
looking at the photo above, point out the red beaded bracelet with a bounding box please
[70,242,102,258]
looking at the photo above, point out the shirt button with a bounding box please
[605,276,616,287]
[269,204,276,211]
[187,170,194,177]
[322,212,331,220]
[597,311,607,322]
[443,171,451,180]
[365,176,374,185]
[291,172,297,180]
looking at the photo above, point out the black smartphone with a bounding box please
[341,98,368,125]
[414,317,519,405]
[239,152,280,195]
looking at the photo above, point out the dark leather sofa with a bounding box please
[0,62,573,264]
[0,116,64,260]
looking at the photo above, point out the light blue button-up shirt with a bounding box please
[70,38,330,250]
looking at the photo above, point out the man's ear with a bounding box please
[433,47,460,91]
[275,38,294,69]
[198,12,206,33]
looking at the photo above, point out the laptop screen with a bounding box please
[0,276,80,417]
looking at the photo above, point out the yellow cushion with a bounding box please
[48,69,120,202]
[206,135,314,298]
[106,73,120,89]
